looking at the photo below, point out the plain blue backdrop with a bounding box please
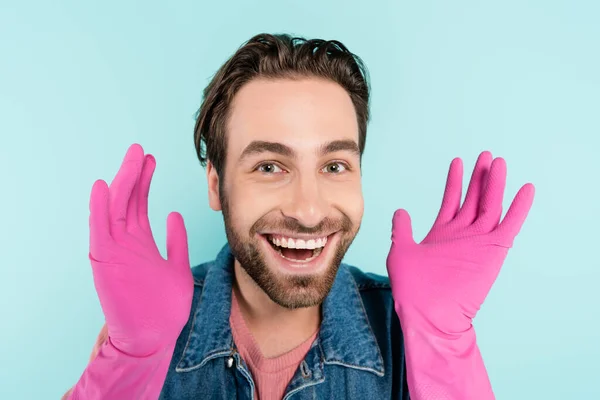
[1,0,598,398]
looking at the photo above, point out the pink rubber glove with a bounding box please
[387,151,535,399]
[68,144,194,399]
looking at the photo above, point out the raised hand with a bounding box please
[386,151,535,399]
[89,143,193,357]
[387,151,534,332]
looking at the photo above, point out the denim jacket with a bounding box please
[159,244,411,399]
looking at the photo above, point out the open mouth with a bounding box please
[263,234,331,264]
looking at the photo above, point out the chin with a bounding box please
[227,221,356,309]
[250,233,346,309]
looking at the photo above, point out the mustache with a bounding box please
[250,215,353,236]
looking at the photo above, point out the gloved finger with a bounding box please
[166,212,190,268]
[493,183,535,245]
[89,179,112,257]
[109,144,144,237]
[137,154,157,234]
[456,151,492,225]
[126,167,141,232]
[476,157,507,232]
[391,208,415,246]
[433,157,463,225]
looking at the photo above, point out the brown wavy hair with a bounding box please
[193,33,371,177]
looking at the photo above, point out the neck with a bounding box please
[232,260,321,358]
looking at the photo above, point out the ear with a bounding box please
[206,160,222,211]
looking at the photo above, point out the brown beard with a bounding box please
[220,186,358,309]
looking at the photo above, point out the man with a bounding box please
[65,33,535,399]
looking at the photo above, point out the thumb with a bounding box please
[166,212,190,268]
[391,209,415,246]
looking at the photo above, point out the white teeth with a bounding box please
[270,235,328,249]
[279,246,323,264]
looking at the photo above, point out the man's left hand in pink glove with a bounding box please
[387,151,535,399]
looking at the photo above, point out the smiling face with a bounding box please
[207,77,364,309]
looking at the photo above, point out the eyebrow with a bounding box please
[239,139,360,161]
[319,139,360,157]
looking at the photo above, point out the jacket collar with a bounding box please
[176,243,384,376]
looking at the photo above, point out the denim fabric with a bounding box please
[159,244,410,399]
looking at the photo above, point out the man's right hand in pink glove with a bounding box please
[67,144,194,399]
[89,143,193,357]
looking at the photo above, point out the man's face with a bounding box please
[208,77,364,309]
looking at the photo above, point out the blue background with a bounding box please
[1,1,598,398]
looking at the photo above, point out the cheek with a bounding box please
[345,190,364,225]
[324,180,364,223]
[227,182,282,231]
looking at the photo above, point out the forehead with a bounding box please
[226,77,359,155]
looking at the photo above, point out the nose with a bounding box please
[280,173,329,228]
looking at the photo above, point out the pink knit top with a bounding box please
[229,291,318,400]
